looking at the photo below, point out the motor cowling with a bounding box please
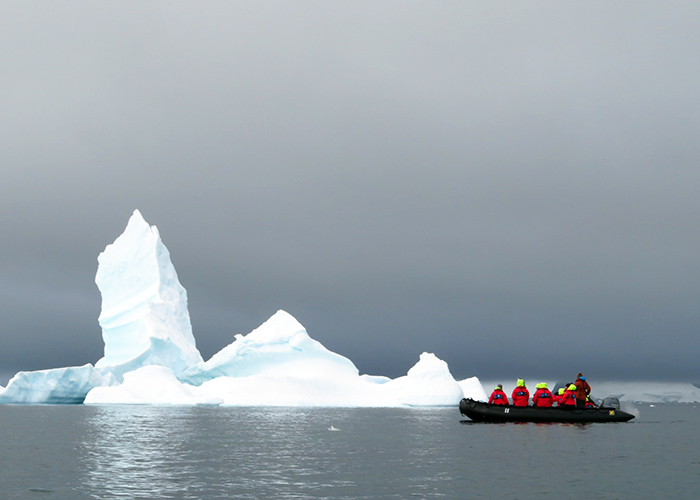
[601,396,621,409]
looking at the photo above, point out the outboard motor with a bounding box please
[601,396,621,409]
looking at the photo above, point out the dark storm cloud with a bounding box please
[1,1,699,384]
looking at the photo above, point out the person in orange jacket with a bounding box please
[488,384,509,405]
[512,379,530,407]
[532,382,554,407]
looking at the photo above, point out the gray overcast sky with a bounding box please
[1,1,698,384]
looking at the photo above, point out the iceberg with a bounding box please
[85,345,473,407]
[178,310,359,385]
[192,347,462,407]
[94,209,203,380]
[0,209,481,406]
[385,352,466,407]
[0,364,112,404]
[457,376,488,402]
[0,210,204,404]
[84,365,221,406]
[190,347,473,407]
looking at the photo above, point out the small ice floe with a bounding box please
[328,426,340,431]
[650,404,655,407]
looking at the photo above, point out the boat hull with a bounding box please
[459,398,635,423]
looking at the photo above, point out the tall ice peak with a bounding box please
[94,209,202,378]
[244,309,306,344]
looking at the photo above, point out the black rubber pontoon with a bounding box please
[459,398,635,423]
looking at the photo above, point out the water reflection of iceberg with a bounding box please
[79,405,365,498]
[81,406,200,498]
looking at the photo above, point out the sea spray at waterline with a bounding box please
[622,404,641,419]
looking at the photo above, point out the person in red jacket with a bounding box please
[559,384,577,407]
[554,387,566,405]
[512,379,529,407]
[532,382,554,407]
[488,384,509,405]
[574,373,592,408]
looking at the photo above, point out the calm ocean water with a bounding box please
[0,403,698,499]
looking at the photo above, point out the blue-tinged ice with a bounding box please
[94,210,203,380]
[0,364,113,404]
[86,307,470,406]
[0,209,483,406]
[0,210,204,404]
[86,343,469,406]
[178,310,359,385]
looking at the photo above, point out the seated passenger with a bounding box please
[555,387,566,405]
[512,379,530,407]
[532,382,553,407]
[559,384,578,407]
[488,384,509,405]
[585,395,596,408]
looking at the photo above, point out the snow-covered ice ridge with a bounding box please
[590,382,700,404]
[0,210,486,406]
